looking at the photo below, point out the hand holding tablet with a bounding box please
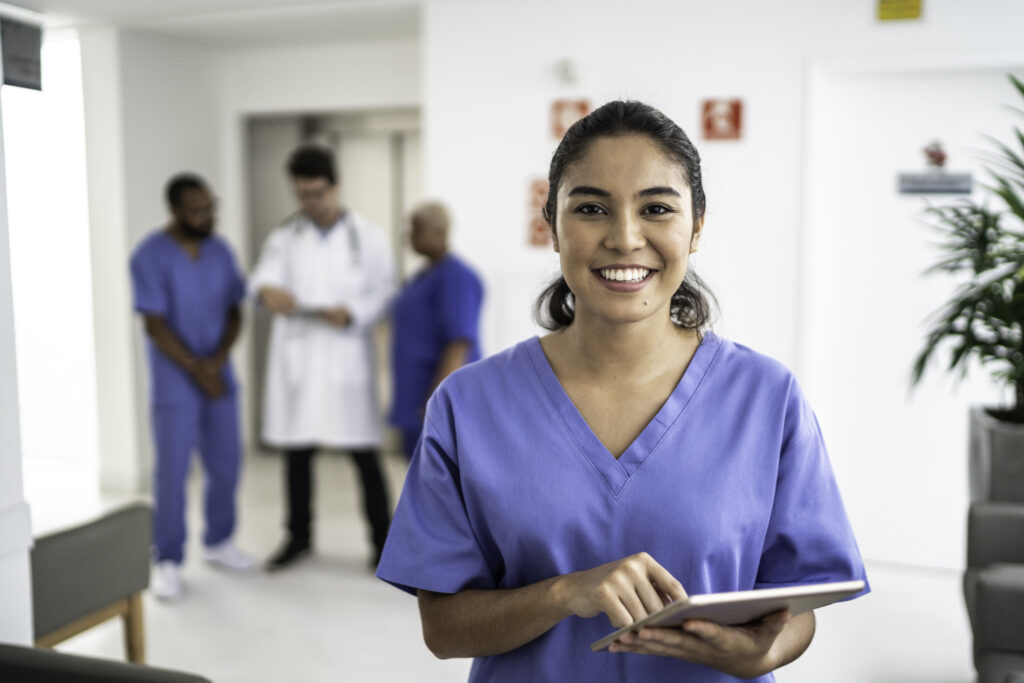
[592,579,865,652]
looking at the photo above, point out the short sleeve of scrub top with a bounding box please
[756,378,861,588]
[130,242,169,315]
[437,258,484,346]
[376,334,868,683]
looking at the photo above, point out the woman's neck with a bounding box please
[550,310,697,387]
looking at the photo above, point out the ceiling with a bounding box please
[1,0,420,47]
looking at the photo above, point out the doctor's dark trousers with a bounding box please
[150,393,241,563]
[283,447,390,554]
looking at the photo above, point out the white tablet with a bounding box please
[591,579,865,652]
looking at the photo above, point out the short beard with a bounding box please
[180,222,213,240]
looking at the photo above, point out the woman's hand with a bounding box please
[609,609,807,679]
[553,552,687,629]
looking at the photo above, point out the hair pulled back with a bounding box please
[535,100,716,331]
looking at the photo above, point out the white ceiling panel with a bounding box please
[1,0,419,46]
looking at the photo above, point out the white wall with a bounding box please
[422,0,1024,569]
[0,40,33,645]
[80,27,222,493]
[4,31,99,507]
[79,26,140,496]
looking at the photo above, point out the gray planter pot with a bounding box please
[969,406,1024,503]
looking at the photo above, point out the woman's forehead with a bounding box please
[560,134,688,194]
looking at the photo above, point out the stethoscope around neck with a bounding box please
[284,211,361,266]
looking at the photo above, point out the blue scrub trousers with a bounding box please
[150,393,241,563]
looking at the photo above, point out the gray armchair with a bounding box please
[31,502,151,663]
[964,501,1024,683]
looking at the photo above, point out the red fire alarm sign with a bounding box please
[701,99,743,140]
[551,99,590,140]
[528,178,551,247]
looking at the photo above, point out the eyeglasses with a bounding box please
[296,186,332,203]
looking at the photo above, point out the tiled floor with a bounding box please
[50,451,977,682]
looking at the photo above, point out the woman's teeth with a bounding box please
[599,267,650,283]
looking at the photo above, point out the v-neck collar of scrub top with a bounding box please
[525,331,723,497]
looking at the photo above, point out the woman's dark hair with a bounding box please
[534,100,716,331]
[287,144,337,184]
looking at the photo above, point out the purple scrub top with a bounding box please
[130,230,246,404]
[376,333,869,682]
[389,254,483,430]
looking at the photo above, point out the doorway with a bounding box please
[244,108,422,453]
[801,63,1024,569]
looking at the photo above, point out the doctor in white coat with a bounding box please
[250,144,395,570]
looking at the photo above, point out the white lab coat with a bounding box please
[249,211,396,448]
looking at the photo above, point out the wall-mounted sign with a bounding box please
[878,0,922,21]
[898,172,972,194]
[1,18,41,90]
[898,140,971,194]
[701,99,742,140]
[528,178,551,247]
[551,99,589,140]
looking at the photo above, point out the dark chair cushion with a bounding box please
[30,503,150,638]
[0,643,209,682]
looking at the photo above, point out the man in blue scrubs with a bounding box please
[130,173,254,601]
[389,201,484,458]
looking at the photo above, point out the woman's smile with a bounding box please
[594,266,657,291]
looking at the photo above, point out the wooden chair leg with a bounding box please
[123,592,145,664]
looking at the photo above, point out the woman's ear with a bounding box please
[544,208,559,253]
[690,217,704,254]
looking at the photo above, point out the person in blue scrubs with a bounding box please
[390,201,484,459]
[376,102,869,682]
[130,174,254,601]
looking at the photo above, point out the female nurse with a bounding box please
[376,101,868,682]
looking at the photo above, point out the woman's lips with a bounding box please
[593,266,656,292]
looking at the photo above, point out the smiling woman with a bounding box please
[376,100,869,683]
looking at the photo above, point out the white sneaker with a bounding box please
[203,540,256,572]
[151,561,183,601]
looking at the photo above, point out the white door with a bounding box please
[802,64,1024,569]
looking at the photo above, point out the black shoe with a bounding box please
[265,539,311,571]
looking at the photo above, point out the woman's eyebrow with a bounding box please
[637,186,681,197]
[567,185,611,197]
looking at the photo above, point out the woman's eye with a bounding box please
[575,203,606,215]
[642,204,674,216]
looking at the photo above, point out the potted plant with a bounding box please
[912,74,1024,503]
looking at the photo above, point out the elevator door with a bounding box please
[245,111,421,454]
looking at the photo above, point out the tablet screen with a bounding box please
[591,579,865,652]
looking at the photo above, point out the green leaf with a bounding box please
[1011,73,1024,101]
[981,134,1024,176]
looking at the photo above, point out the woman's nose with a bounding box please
[603,214,645,253]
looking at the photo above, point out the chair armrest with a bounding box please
[31,502,151,639]
[0,643,209,682]
[967,502,1024,568]
[972,565,1024,656]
